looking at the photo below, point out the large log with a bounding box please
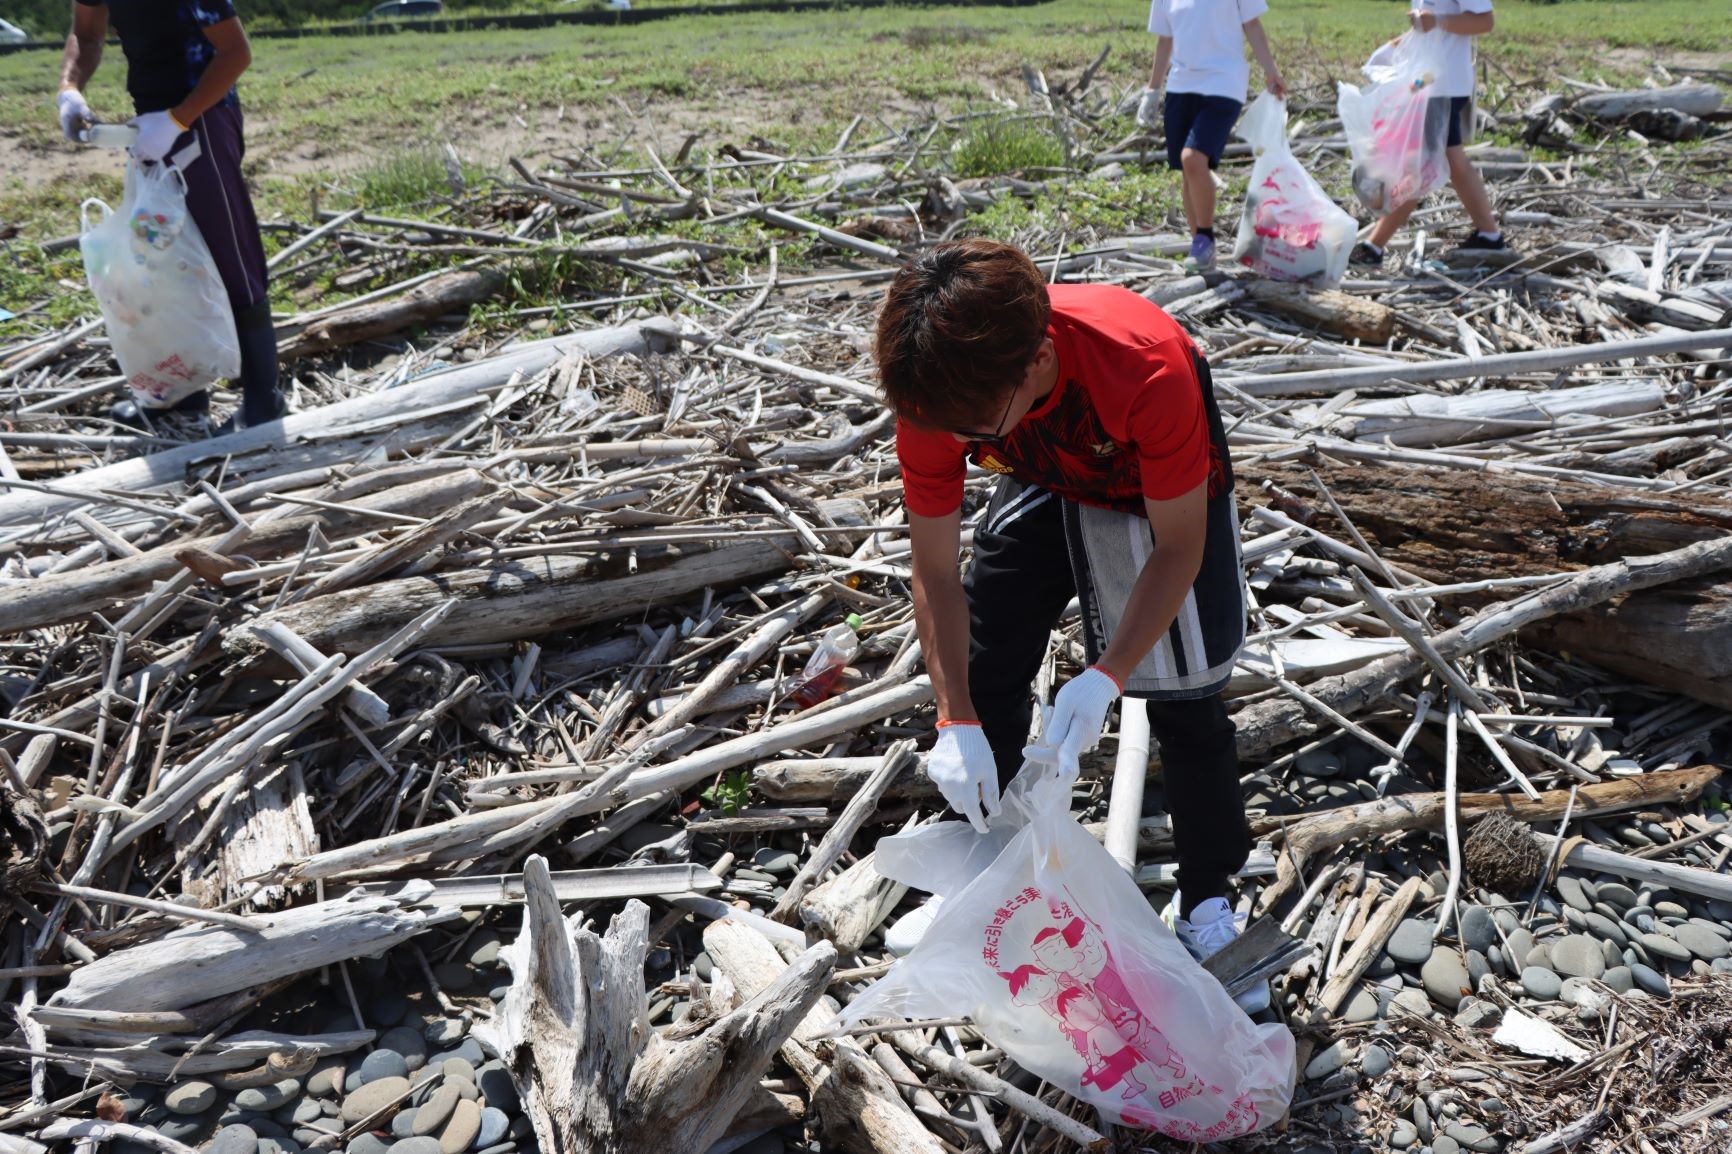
[1243,282,1397,344]
[1573,83,1723,122]
[0,470,489,638]
[1243,461,1732,707]
[1306,380,1667,448]
[277,269,506,361]
[0,318,681,536]
[471,857,834,1154]
[228,536,792,657]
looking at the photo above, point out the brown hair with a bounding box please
[874,239,1051,429]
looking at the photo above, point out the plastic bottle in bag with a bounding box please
[783,614,863,707]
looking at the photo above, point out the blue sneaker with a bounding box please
[1184,232,1216,272]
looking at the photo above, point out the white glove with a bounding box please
[1034,667,1122,765]
[130,110,187,163]
[927,722,1001,834]
[57,89,94,143]
[1136,87,1163,131]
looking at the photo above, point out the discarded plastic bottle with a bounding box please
[784,614,863,708]
[82,123,138,150]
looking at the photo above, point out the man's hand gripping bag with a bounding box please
[838,766,1295,1140]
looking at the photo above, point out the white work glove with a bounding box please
[57,89,94,143]
[1135,87,1163,131]
[130,110,187,163]
[928,721,1001,834]
[1030,667,1122,766]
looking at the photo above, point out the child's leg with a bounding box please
[1163,92,1202,234]
[1447,146,1498,234]
[1366,199,1416,250]
[1178,97,1241,235]
[1146,693,1249,917]
[1180,149,1214,235]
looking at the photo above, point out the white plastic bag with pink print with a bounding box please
[837,765,1295,1139]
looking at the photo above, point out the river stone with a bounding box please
[1525,944,1553,970]
[434,963,474,992]
[1343,987,1380,1023]
[1713,958,1732,974]
[445,1039,486,1067]
[291,1099,324,1125]
[1434,1137,1461,1154]
[341,1077,411,1123]
[157,1113,216,1143]
[381,1026,431,1071]
[1466,950,1492,990]
[476,1062,518,1112]
[1598,882,1638,909]
[414,1084,460,1136]
[1630,963,1670,997]
[442,1057,477,1085]
[360,1050,410,1087]
[392,1109,418,1139]
[1422,948,1471,1009]
[1305,1040,1354,1080]
[449,1077,479,1102]
[1447,1122,1499,1152]
[347,1137,391,1154]
[425,1018,467,1047]
[1389,919,1436,965]
[1562,907,1588,932]
[1455,998,1501,1029]
[1640,932,1691,963]
[475,1145,517,1154]
[1603,966,1634,993]
[476,1108,510,1149]
[307,1061,346,1098]
[1655,900,1689,919]
[752,847,799,874]
[1361,1045,1393,1078]
[468,933,504,969]
[1550,935,1606,980]
[1521,967,1562,1001]
[1504,928,1533,963]
[1583,911,1627,946]
[1393,988,1434,1017]
[440,1099,482,1154]
[211,1125,260,1154]
[1391,1120,1420,1149]
[1458,906,1497,955]
[394,1140,442,1154]
[236,1080,300,1113]
[1556,876,1591,912]
[1673,923,1730,960]
[257,1140,301,1154]
[166,1081,218,1115]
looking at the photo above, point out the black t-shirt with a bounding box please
[76,0,240,114]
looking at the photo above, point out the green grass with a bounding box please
[0,0,1726,331]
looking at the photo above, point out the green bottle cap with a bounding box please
[845,613,863,630]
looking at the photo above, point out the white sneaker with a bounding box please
[884,896,944,957]
[1168,894,1271,1014]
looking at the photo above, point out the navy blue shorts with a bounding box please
[1163,92,1243,170]
[1427,95,1474,149]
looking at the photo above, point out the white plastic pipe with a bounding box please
[1104,698,1151,873]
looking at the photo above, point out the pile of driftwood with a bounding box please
[1,52,1731,1154]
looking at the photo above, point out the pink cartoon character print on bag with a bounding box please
[1028,914,1188,1080]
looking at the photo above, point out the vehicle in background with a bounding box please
[0,18,31,44]
[362,0,444,22]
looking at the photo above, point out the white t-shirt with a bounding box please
[1148,0,1271,103]
[1415,0,1494,98]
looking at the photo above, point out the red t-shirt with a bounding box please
[896,284,1213,518]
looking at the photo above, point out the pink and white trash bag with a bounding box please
[835,762,1295,1140]
[1231,92,1357,288]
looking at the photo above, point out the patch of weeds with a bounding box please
[345,147,489,209]
[702,769,753,816]
[950,116,1066,179]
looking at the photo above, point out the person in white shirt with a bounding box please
[1136,0,1285,272]
[1350,0,1505,267]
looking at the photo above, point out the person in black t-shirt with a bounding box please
[57,0,284,433]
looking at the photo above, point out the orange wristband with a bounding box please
[1089,665,1125,693]
[936,719,981,729]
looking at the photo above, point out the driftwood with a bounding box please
[472,856,835,1153]
[45,885,460,1013]
[1573,83,1724,122]
[1246,461,1732,706]
[703,918,946,1154]
[1258,764,1719,911]
[1243,282,1398,344]
[277,269,506,361]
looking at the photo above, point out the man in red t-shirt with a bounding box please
[879,240,1258,999]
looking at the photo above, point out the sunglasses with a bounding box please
[951,387,1019,443]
